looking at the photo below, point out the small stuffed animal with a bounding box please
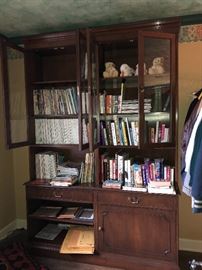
[103,62,119,78]
[120,64,135,77]
[148,57,165,75]
[135,63,147,76]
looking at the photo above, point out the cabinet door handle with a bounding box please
[128,196,139,204]
[164,249,170,255]
[53,191,63,198]
[98,226,103,231]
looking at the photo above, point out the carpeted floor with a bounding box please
[0,231,47,270]
[0,229,202,270]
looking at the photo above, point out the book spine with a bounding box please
[155,121,160,143]
[121,120,128,146]
[125,118,132,146]
[111,121,117,146]
[113,116,121,145]
[124,159,129,186]
[133,163,143,187]
[106,121,113,145]
[117,154,124,182]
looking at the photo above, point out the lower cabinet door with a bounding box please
[98,204,177,261]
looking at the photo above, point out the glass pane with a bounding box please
[7,47,28,144]
[143,38,171,144]
[99,39,139,147]
[79,34,89,147]
[91,46,99,146]
[144,38,170,87]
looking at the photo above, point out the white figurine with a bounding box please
[103,62,119,78]
[148,57,165,75]
[120,64,135,77]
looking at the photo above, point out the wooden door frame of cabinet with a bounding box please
[138,30,179,149]
[0,35,30,148]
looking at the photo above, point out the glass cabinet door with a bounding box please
[87,30,99,151]
[94,34,140,148]
[139,31,176,145]
[77,30,89,150]
[1,38,29,148]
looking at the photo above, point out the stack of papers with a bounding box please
[35,224,63,240]
[60,226,94,254]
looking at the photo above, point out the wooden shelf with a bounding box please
[100,74,170,88]
[33,114,78,119]
[28,215,94,226]
[30,230,67,252]
[32,80,77,86]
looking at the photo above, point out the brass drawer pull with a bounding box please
[53,191,63,198]
[98,226,103,231]
[128,196,139,204]
[164,249,169,255]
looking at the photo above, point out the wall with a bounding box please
[0,51,16,233]
[178,24,202,246]
[6,50,29,222]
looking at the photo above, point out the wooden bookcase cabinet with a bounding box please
[0,18,180,270]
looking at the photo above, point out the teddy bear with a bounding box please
[120,64,135,77]
[103,62,119,78]
[148,57,165,75]
[134,63,147,76]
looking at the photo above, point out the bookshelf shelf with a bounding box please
[32,80,77,86]
[28,215,94,226]
[33,115,79,119]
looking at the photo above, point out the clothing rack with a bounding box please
[189,259,202,269]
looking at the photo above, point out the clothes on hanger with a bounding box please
[181,89,202,213]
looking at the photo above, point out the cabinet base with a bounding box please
[30,246,180,270]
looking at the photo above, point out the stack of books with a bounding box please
[147,180,176,195]
[76,208,94,220]
[32,206,62,217]
[50,161,80,187]
[57,207,80,219]
[50,174,78,187]
[102,179,122,189]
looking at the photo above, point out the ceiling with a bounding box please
[0,0,201,38]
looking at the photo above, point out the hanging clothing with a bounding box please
[189,121,202,213]
[181,89,202,213]
[181,90,202,179]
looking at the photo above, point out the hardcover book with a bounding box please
[32,206,62,217]
[57,207,80,219]
[35,224,63,240]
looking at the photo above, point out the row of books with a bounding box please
[99,94,152,114]
[50,174,78,187]
[101,152,175,194]
[148,121,170,143]
[33,87,78,115]
[33,88,89,115]
[79,152,95,184]
[100,117,139,146]
[32,206,94,220]
[35,119,88,144]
